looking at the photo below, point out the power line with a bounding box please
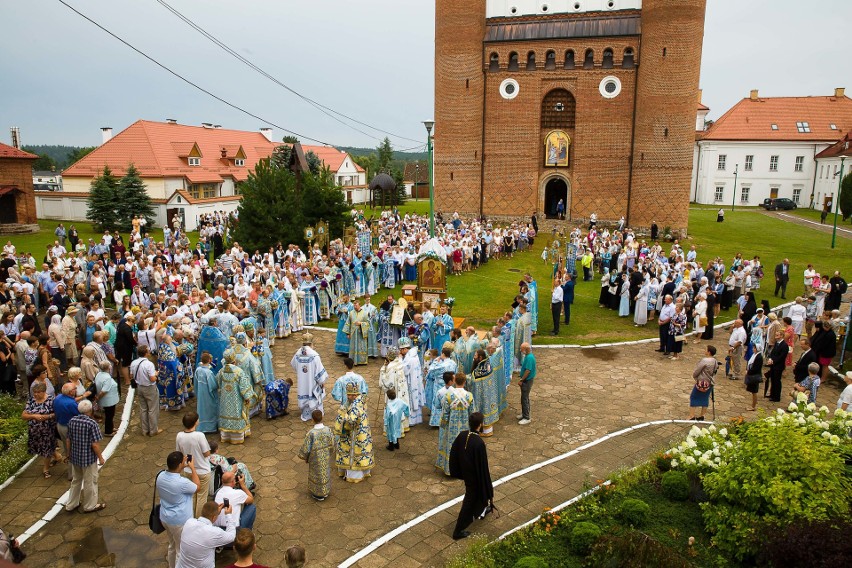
[153,0,423,145]
[57,0,335,146]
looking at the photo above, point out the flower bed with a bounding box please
[449,396,852,567]
[0,394,29,485]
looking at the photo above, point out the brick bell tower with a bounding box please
[433,0,486,216]
[434,1,706,232]
[630,0,707,231]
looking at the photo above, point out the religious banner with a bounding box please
[544,130,571,167]
[357,230,371,257]
[565,242,579,275]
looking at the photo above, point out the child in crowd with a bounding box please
[383,389,409,451]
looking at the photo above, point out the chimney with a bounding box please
[749,89,759,101]
[835,87,846,98]
[221,147,227,158]
[201,123,213,129]
[259,127,273,142]
[166,118,177,124]
[9,127,21,149]
[101,127,113,144]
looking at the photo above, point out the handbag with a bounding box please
[674,334,687,342]
[745,373,762,387]
[149,471,166,534]
[699,316,708,327]
[695,379,712,393]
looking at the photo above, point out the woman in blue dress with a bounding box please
[618,273,631,317]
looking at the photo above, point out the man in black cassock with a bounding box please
[449,412,494,540]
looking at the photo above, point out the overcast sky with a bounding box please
[1,0,849,150]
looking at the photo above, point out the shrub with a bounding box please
[618,498,650,527]
[761,519,852,567]
[701,419,852,561]
[512,556,548,568]
[661,470,689,501]
[588,529,694,568]
[569,521,602,556]
[655,453,672,472]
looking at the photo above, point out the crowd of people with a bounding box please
[0,207,552,564]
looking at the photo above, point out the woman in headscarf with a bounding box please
[47,314,67,371]
[22,380,60,478]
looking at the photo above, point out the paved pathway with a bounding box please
[2,331,843,567]
[761,209,852,239]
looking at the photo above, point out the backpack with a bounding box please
[838,278,848,295]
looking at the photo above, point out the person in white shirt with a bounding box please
[176,501,236,568]
[176,412,212,517]
[213,471,255,530]
[727,319,747,380]
[837,372,852,411]
[130,345,161,436]
[550,279,563,335]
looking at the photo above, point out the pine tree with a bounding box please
[86,166,119,231]
[117,163,155,231]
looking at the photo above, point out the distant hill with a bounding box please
[339,146,428,162]
[22,145,85,169]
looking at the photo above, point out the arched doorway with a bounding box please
[544,177,568,219]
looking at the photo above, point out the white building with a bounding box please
[301,145,368,204]
[814,133,851,209]
[692,88,852,208]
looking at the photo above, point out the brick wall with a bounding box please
[0,158,39,225]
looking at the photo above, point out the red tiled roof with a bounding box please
[301,145,364,173]
[63,120,277,179]
[702,94,852,142]
[815,132,852,159]
[0,142,37,160]
[184,171,223,184]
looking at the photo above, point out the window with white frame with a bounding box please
[792,187,802,204]
[796,121,811,133]
[820,165,825,178]
[188,157,200,166]
[714,186,724,202]
[744,155,753,171]
[234,159,245,167]
[794,156,804,172]
[769,155,779,172]
[717,154,727,171]
[740,186,750,203]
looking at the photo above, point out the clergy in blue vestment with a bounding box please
[300,276,320,325]
[214,303,239,338]
[344,300,370,366]
[378,295,401,357]
[431,305,453,351]
[157,332,194,411]
[469,349,501,437]
[331,357,369,408]
[524,273,539,334]
[335,295,354,355]
[436,374,476,475]
[425,346,457,422]
[271,281,291,339]
[195,320,229,371]
[354,260,366,297]
[232,331,263,418]
[291,333,329,421]
[363,295,380,358]
[194,352,218,433]
[488,340,508,416]
[365,257,377,296]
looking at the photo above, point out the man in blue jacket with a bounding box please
[561,273,575,325]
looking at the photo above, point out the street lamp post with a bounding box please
[832,156,846,249]
[730,164,739,212]
[424,120,435,238]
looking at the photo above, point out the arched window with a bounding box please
[545,50,556,70]
[564,50,575,69]
[526,51,536,71]
[541,89,577,130]
[583,49,594,69]
[489,52,500,72]
[508,52,519,71]
[622,47,635,69]
[602,48,614,69]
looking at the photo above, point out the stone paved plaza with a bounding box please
[1,330,844,567]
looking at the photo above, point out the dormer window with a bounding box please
[771,124,778,131]
[188,157,200,166]
[234,159,245,167]
[796,121,811,133]
[830,123,837,130]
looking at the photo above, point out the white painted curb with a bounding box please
[338,419,702,567]
[0,457,38,494]
[16,386,136,545]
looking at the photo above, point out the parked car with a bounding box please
[761,198,797,211]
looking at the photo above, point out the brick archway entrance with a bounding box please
[539,173,570,219]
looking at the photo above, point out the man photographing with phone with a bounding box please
[177,501,237,568]
[213,471,256,531]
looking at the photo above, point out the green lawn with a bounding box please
[785,206,852,227]
[358,198,431,217]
